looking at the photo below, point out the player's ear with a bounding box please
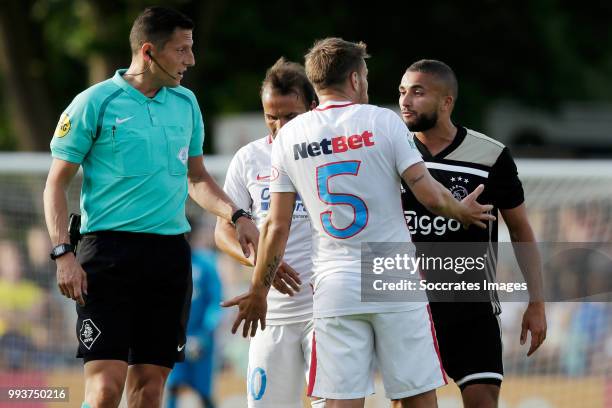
[351,71,359,92]
[141,43,154,61]
[442,95,454,112]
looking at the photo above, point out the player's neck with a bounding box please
[415,120,457,156]
[123,62,162,98]
[317,88,357,105]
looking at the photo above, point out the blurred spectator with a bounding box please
[25,226,53,283]
[0,240,45,370]
[561,303,610,376]
[0,213,7,237]
[166,219,223,408]
[25,226,73,366]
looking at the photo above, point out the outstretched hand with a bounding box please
[221,289,267,337]
[460,184,496,229]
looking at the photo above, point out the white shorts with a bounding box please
[309,306,447,400]
[247,320,314,408]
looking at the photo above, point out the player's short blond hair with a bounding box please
[305,38,369,91]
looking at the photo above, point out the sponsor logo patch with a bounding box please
[292,130,375,160]
[268,166,279,181]
[115,116,134,124]
[54,113,71,138]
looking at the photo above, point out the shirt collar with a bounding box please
[112,69,167,104]
[315,100,355,111]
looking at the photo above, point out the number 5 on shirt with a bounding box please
[316,160,368,239]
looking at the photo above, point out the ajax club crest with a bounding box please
[449,176,470,200]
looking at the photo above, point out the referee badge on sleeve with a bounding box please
[54,113,71,138]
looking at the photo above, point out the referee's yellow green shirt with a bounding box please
[50,69,204,235]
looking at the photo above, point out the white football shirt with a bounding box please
[224,135,313,324]
[270,101,424,317]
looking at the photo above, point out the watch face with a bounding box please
[51,244,71,259]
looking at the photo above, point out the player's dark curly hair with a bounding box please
[261,57,318,110]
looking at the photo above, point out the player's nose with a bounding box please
[399,93,411,108]
[185,50,195,67]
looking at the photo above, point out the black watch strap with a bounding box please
[231,209,252,226]
[50,243,75,260]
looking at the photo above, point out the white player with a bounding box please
[223,38,495,408]
[216,58,324,408]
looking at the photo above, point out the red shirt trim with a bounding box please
[314,102,355,111]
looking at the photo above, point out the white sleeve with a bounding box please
[223,149,252,211]
[387,111,423,175]
[269,135,296,193]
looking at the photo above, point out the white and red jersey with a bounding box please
[270,101,424,317]
[224,135,313,324]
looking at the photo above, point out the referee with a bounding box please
[43,7,258,408]
[396,60,547,408]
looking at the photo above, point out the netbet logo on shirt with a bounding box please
[293,130,375,160]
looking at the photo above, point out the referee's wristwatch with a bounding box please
[231,209,252,226]
[50,243,74,260]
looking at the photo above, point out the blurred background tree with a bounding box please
[1,0,611,152]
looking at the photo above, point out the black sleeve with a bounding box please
[487,147,524,209]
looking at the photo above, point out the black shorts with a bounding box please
[75,231,192,368]
[430,303,503,390]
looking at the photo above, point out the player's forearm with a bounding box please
[404,166,468,223]
[510,225,544,302]
[43,182,71,246]
[188,170,238,221]
[214,217,254,266]
[250,218,290,294]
